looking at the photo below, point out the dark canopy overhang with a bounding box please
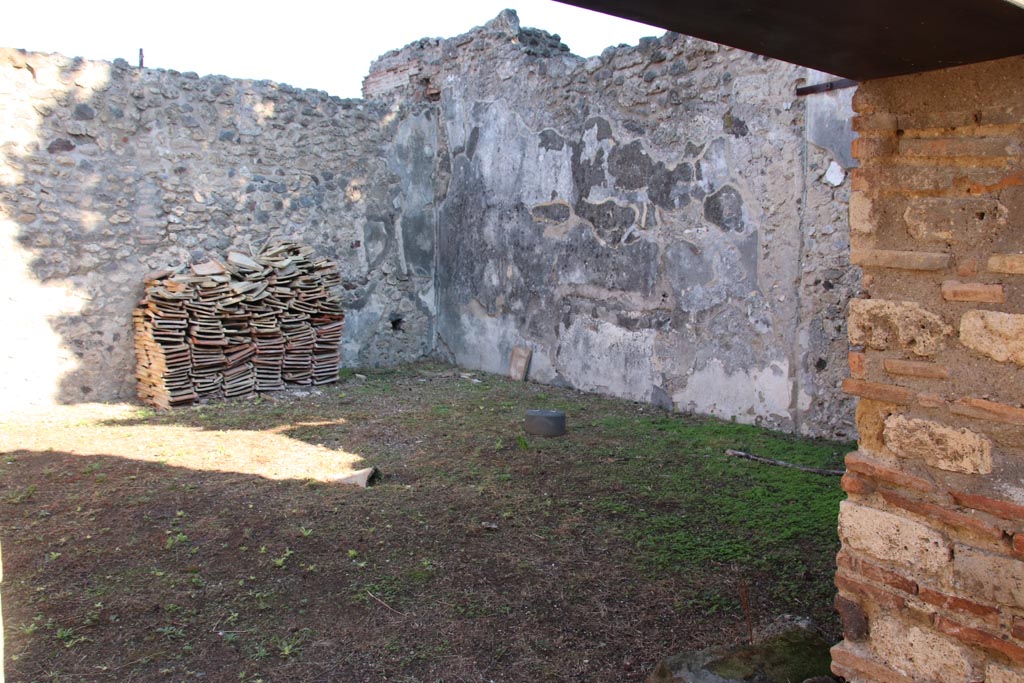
[555,0,1024,80]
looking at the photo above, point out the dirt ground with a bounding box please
[1,363,851,682]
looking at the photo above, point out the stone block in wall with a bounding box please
[835,571,908,610]
[988,254,1024,275]
[934,616,1024,666]
[950,489,1024,522]
[838,501,951,574]
[899,136,1022,159]
[837,549,921,595]
[849,191,875,237]
[852,163,1016,195]
[903,197,1008,245]
[951,396,1024,426]
[878,488,1005,542]
[960,310,1024,366]
[953,545,1024,608]
[846,450,935,493]
[848,298,952,357]
[941,281,1006,304]
[831,642,916,683]
[851,136,897,161]
[834,595,869,641]
[870,614,974,683]
[848,350,867,378]
[842,378,915,404]
[882,358,950,380]
[850,248,951,271]
[855,399,901,452]
[917,586,1000,626]
[988,662,1024,683]
[883,415,992,474]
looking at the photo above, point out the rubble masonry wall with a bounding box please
[0,50,437,411]
[2,11,858,438]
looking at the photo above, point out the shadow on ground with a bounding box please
[2,364,850,682]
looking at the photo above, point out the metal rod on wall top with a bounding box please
[139,49,144,68]
[796,78,858,96]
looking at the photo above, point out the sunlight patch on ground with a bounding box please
[0,402,364,481]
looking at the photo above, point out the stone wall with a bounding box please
[365,11,858,437]
[832,55,1024,682]
[1,11,858,438]
[0,49,436,412]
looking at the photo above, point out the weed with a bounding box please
[7,484,36,504]
[271,548,294,569]
[405,558,437,584]
[83,602,103,626]
[516,435,530,450]
[356,575,403,603]
[250,642,271,660]
[298,525,313,537]
[165,532,189,550]
[56,626,88,648]
[248,590,275,610]
[156,625,185,640]
[681,589,740,617]
[18,620,40,636]
[272,630,310,659]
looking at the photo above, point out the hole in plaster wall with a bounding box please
[391,317,405,333]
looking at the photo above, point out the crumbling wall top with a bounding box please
[362,9,574,102]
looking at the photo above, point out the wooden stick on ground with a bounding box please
[724,449,845,476]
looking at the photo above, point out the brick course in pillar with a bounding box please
[836,54,1024,682]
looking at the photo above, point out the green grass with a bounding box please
[4,361,852,682]
[585,413,856,610]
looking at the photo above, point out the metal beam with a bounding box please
[555,0,1024,80]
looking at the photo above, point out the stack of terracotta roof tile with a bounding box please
[134,241,346,409]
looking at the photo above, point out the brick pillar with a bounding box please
[833,55,1024,683]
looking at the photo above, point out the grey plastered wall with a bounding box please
[0,50,435,412]
[366,11,858,438]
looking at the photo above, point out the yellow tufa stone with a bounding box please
[849,298,952,357]
[960,310,1024,366]
[883,415,992,474]
[870,615,973,683]
[987,663,1024,683]
[953,545,1024,609]
[838,501,950,574]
